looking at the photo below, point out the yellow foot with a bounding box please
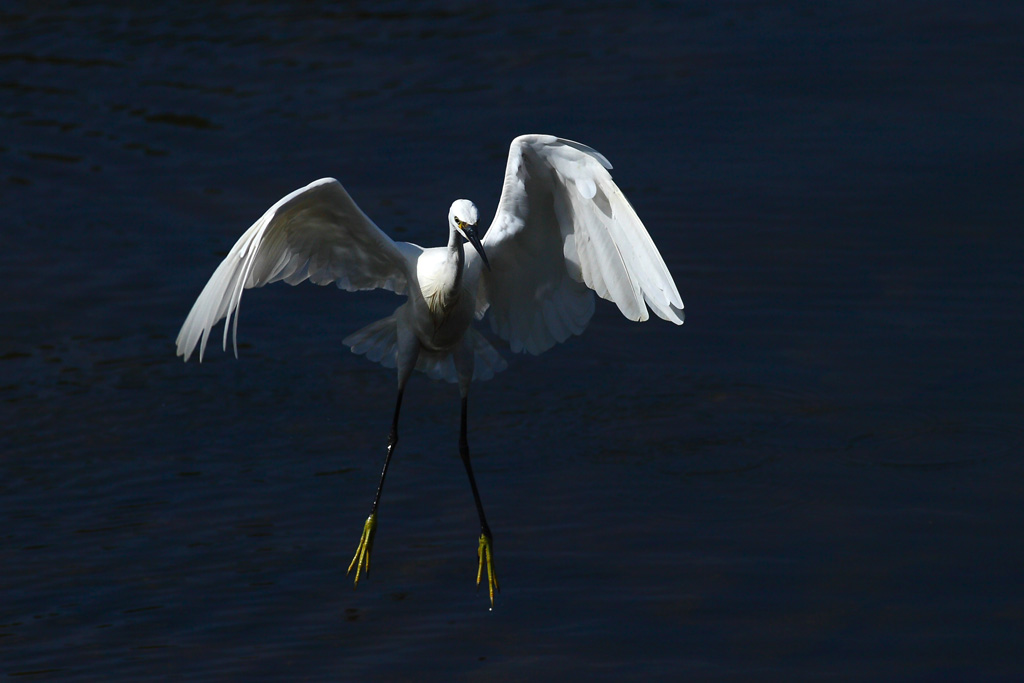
[347,513,377,587]
[477,532,500,606]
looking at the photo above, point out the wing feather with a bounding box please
[176,178,420,361]
[481,135,683,355]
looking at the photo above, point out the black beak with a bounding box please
[463,225,491,271]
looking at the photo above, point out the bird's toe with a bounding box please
[477,531,499,606]
[348,513,377,587]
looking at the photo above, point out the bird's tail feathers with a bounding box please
[343,317,507,383]
[461,327,509,382]
[343,315,400,369]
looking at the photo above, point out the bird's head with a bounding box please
[449,199,490,270]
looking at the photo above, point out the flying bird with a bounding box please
[176,134,684,605]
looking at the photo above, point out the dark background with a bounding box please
[2,2,1022,680]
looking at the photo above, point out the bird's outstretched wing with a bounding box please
[480,134,684,355]
[176,178,419,361]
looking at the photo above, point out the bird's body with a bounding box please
[410,237,479,351]
[176,134,684,605]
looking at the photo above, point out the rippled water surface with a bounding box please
[2,2,1023,680]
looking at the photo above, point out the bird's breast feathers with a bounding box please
[418,257,457,317]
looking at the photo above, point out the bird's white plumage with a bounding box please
[176,134,683,380]
[480,135,684,355]
[176,178,420,361]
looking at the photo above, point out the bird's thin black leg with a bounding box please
[348,386,405,586]
[373,386,405,514]
[459,396,499,604]
[459,396,489,535]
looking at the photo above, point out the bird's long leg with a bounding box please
[459,395,499,605]
[347,382,406,587]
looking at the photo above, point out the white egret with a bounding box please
[176,134,684,605]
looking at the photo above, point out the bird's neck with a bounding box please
[447,230,465,295]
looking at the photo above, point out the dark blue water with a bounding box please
[3,2,1023,680]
